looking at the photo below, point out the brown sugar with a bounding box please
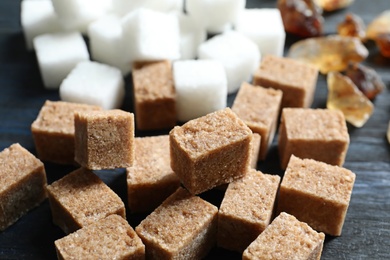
[74,109,135,170]
[0,143,47,231]
[46,168,125,234]
[253,55,318,108]
[249,133,261,168]
[169,108,253,194]
[127,135,180,213]
[278,108,349,169]
[243,212,325,260]
[31,100,102,164]
[135,187,218,259]
[55,214,145,260]
[132,60,177,130]
[277,155,356,236]
[232,82,282,160]
[218,169,280,252]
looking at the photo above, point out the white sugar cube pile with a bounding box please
[33,32,89,89]
[59,61,125,110]
[179,14,207,60]
[88,15,131,75]
[173,60,227,122]
[21,0,63,50]
[112,0,183,16]
[186,0,245,34]
[236,8,286,57]
[51,0,111,34]
[198,31,260,94]
[122,8,181,62]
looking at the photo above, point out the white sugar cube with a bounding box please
[179,14,207,60]
[33,32,89,89]
[186,0,245,34]
[198,31,260,94]
[235,8,286,57]
[173,60,227,122]
[122,8,180,62]
[88,15,131,75]
[59,61,125,110]
[51,0,111,33]
[112,0,183,16]
[21,0,64,50]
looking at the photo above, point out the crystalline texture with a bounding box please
[366,10,390,41]
[327,71,374,128]
[337,13,366,40]
[314,0,354,12]
[288,35,369,74]
[277,0,324,37]
[345,62,385,100]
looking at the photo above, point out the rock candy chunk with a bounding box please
[288,35,368,74]
[327,71,374,128]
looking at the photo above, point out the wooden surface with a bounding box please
[1,0,389,259]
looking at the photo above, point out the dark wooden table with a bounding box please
[1,0,389,259]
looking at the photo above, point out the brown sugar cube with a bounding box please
[132,60,177,131]
[74,109,135,170]
[278,108,349,169]
[277,155,356,236]
[0,143,47,231]
[253,55,318,108]
[218,169,280,252]
[232,82,282,160]
[46,167,126,234]
[55,214,145,260]
[127,135,181,213]
[169,108,253,194]
[135,187,218,259]
[243,212,325,260]
[31,100,102,165]
[249,133,261,168]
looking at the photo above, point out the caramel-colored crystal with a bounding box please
[327,71,374,128]
[288,35,369,74]
[337,13,366,40]
[366,10,390,40]
[375,33,390,58]
[277,0,324,37]
[387,121,390,144]
[314,0,354,11]
[345,62,385,100]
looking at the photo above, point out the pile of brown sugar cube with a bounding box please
[0,60,356,259]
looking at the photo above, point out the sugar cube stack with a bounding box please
[198,31,260,94]
[186,0,246,34]
[51,0,111,34]
[88,15,131,75]
[173,60,227,122]
[21,0,63,50]
[59,61,125,110]
[122,8,181,62]
[179,13,207,60]
[33,32,89,89]
[236,8,286,57]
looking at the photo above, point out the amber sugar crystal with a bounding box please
[277,0,324,38]
[337,13,366,40]
[288,35,368,74]
[366,10,390,41]
[376,33,390,58]
[327,71,374,128]
[314,0,354,11]
[345,62,385,100]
